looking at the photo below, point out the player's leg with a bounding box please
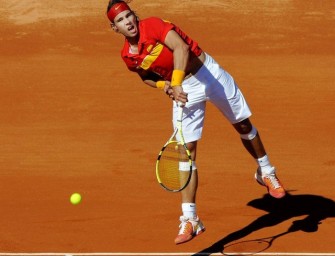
[175,140,205,245]
[202,52,285,199]
[172,102,206,211]
[181,141,198,204]
[232,118,286,198]
[232,118,266,159]
[172,100,206,244]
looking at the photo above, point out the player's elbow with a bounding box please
[180,43,190,55]
[174,43,190,61]
[143,79,157,88]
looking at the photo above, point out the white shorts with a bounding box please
[173,53,252,143]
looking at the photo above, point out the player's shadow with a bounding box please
[193,193,335,255]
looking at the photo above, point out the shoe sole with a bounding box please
[175,225,206,245]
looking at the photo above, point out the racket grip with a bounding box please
[177,101,185,107]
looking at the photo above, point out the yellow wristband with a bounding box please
[156,81,165,89]
[171,69,185,87]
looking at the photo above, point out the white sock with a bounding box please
[182,203,197,219]
[256,155,274,174]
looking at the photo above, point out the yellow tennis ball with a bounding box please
[70,193,82,205]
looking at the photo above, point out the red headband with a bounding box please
[107,2,131,22]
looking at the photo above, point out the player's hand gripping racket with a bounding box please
[156,103,192,192]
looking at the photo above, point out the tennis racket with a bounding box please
[155,104,192,192]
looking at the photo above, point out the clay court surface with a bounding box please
[1,0,335,255]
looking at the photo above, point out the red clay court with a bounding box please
[1,0,335,255]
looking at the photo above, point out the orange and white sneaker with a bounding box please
[174,216,205,245]
[255,167,286,199]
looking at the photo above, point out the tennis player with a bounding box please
[106,0,286,245]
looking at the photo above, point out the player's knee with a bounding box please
[240,125,258,140]
[179,161,197,171]
[186,141,197,151]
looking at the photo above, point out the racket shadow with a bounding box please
[193,192,335,256]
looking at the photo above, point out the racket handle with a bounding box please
[177,101,185,107]
[176,103,184,127]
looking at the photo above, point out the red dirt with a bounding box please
[1,0,335,254]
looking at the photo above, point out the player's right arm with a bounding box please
[163,30,189,104]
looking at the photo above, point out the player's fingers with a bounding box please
[177,93,188,102]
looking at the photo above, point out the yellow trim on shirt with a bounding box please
[140,43,164,70]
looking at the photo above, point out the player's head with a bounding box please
[107,0,139,37]
[107,0,139,24]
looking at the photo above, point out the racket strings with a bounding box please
[157,141,191,191]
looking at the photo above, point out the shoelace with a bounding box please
[178,217,194,235]
[265,174,282,189]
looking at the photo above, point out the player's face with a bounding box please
[113,10,138,38]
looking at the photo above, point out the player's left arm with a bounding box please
[137,70,173,98]
[137,69,162,88]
